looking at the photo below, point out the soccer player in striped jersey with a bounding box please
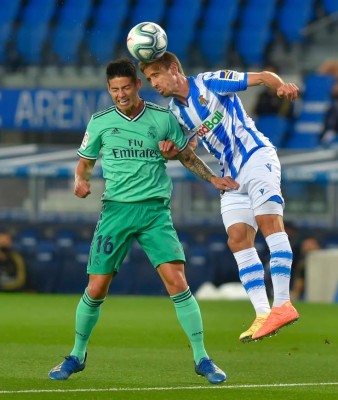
[48,58,238,383]
[140,52,300,342]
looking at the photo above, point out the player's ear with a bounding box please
[137,78,142,89]
[170,62,179,75]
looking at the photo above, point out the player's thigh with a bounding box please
[137,203,185,268]
[87,201,134,275]
[246,148,284,209]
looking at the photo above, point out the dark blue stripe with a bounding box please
[244,278,265,291]
[270,266,291,275]
[239,263,264,278]
[271,251,293,260]
[268,195,283,204]
[175,103,195,130]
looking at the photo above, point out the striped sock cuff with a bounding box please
[82,289,105,308]
[170,287,192,304]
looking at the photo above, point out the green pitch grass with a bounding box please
[0,294,337,400]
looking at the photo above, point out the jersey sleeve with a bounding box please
[202,70,248,95]
[167,111,189,151]
[77,116,101,160]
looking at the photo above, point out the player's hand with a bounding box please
[277,83,299,101]
[159,140,179,159]
[211,176,240,191]
[74,179,91,198]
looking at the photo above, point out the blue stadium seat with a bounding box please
[206,233,239,286]
[185,243,211,293]
[323,0,338,14]
[109,254,138,295]
[236,27,271,66]
[285,131,320,149]
[56,240,90,293]
[21,0,56,25]
[54,228,78,255]
[303,74,335,102]
[92,0,128,29]
[15,227,42,257]
[285,73,336,149]
[198,0,239,65]
[177,231,194,254]
[28,240,59,293]
[129,240,165,295]
[240,1,276,29]
[16,23,49,64]
[234,0,276,66]
[165,0,203,63]
[0,23,13,63]
[255,115,290,148]
[0,0,21,23]
[87,28,120,64]
[129,0,167,26]
[57,0,92,27]
[0,0,21,62]
[278,0,315,43]
[87,0,128,64]
[51,25,85,64]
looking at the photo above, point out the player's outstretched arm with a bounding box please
[176,146,239,191]
[74,157,96,198]
[247,71,299,101]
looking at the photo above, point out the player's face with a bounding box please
[107,76,142,115]
[143,63,176,97]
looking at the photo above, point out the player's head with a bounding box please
[139,52,185,98]
[139,52,184,75]
[106,58,142,116]
[106,57,139,83]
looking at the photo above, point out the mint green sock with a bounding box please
[171,287,208,364]
[70,289,105,363]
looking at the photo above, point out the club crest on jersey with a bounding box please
[194,111,223,137]
[198,95,208,106]
[219,70,240,81]
[147,126,157,139]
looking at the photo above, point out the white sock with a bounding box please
[233,248,270,315]
[265,232,292,307]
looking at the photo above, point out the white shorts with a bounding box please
[221,147,284,231]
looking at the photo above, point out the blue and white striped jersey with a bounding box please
[168,70,274,178]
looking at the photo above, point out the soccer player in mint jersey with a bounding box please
[48,58,239,383]
[140,52,300,342]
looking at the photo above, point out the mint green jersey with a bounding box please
[77,101,189,202]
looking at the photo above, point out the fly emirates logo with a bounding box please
[194,111,223,137]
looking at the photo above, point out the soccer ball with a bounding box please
[127,22,167,63]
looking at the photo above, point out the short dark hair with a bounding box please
[106,58,138,83]
[139,51,185,75]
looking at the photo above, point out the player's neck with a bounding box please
[124,98,144,118]
[174,76,189,105]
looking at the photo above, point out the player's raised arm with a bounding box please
[247,71,299,101]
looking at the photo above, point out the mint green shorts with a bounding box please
[87,200,185,274]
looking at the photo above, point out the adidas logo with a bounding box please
[111,128,120,134]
